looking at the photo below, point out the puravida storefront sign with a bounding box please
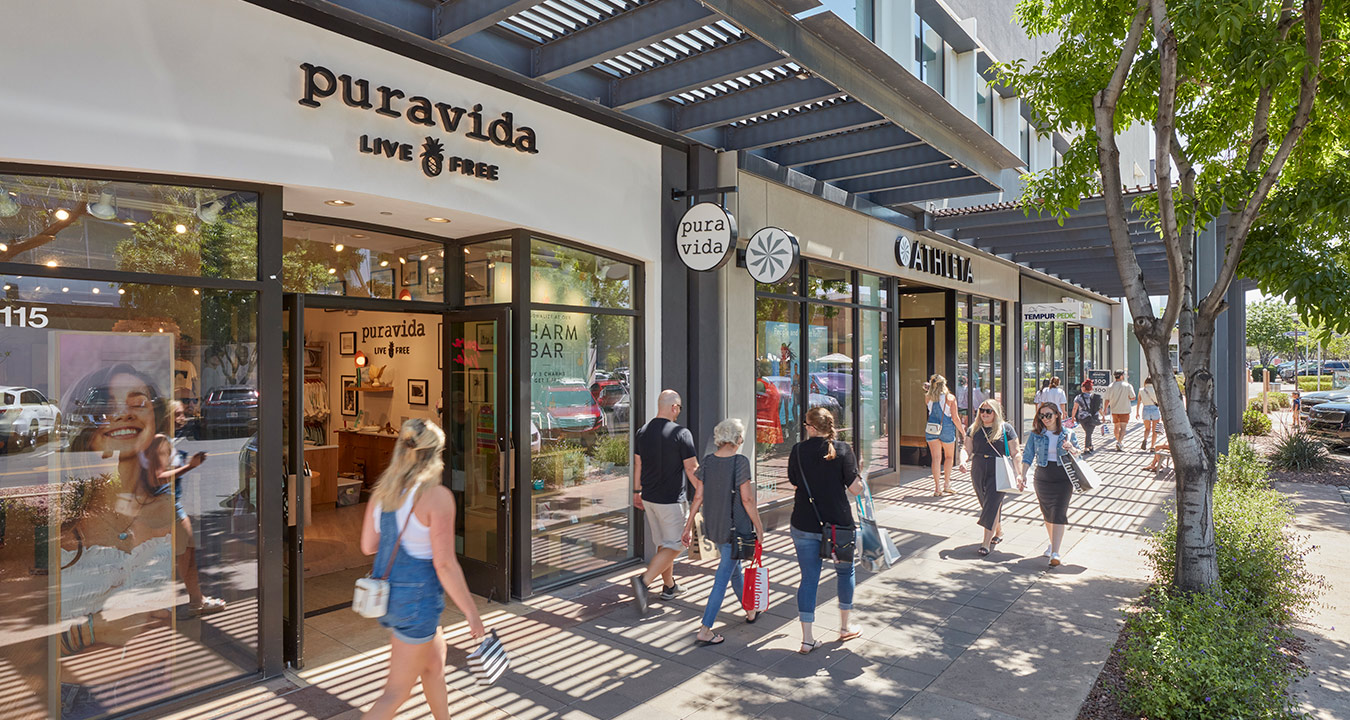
[675,202,737,271]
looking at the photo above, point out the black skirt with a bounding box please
[1034,462,1073,524]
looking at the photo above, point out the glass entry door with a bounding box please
[898,320,936,465]
[444,308,512,600]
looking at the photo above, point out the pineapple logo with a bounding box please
[420,137,445,177]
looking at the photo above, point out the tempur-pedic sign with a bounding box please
[1023,302,1088,321]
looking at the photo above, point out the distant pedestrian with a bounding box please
[963,400,1021,556]
[923,374,965,496]
[1034,379,1050,407]
[1072,380,1104,454]
[1292,389,1302,428]
[1020,402,1080,567]
[1044,376,1067,418]
[682,418,766,645]
[789,408,865,654]
[630,390,702,614]
[360,420,485,720]
[1102,371,1137,451]
[1137,377,1160,450]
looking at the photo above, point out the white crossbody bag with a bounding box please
[353,500,417,619]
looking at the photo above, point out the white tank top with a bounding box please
[373,490,433,560]
[927,398,951,418]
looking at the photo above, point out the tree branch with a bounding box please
[1203,0,1323,320]
[1152,0,1187,338]
[1246,0,1298,175]
[0,209,86,262]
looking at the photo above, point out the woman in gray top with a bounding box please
[682,418,766,645]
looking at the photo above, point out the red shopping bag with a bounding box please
[742,542,770,612]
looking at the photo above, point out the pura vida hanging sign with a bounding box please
[298,63,541,184]
[675,203,737,272]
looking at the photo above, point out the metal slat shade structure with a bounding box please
[933,187,1178,297]
[310,0,1023,210]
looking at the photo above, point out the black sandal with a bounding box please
[696,633,726,646]
[745,611,759,624]
[977,546,991,556]
[991,536,1003,545]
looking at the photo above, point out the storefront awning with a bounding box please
[296,0,1017,209]
[932,187,1178,297]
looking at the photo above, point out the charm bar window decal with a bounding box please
[299,63,542,183]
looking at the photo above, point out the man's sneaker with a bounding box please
[1115,441,1124,452]
[659,584,684,600]
[1049,553,1062,567]
[1043,545,1054,558]
[630,576,649,615]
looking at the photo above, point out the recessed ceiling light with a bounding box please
[380,260,389,267]
[948,161,959,169]
[0,243,6,252]
[463,248,470,255]
[2,285,9,291]
[118,288,126,295]
[193,289,200,295]
[324,199,354,207]
[379,211,393,216]
[122,221,135,226]
[61,287,69,293]
[419,254,428,261]
[351,233,367,239]
[45,260,57,268]
[91,287,99,294]
[425,217,450,223]
[334,244,345,252]
[54,209,70,221]
[174,224,187,234]
[399,257,406,264]
[428,267,436,274]
[328,267,337,274]
[34,286,42,292]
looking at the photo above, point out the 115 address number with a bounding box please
[2,307,49,328]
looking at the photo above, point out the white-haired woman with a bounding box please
[682,418,766,645]
[359,419,485,720]
[963,399,1021,556]
[923,374,964,496]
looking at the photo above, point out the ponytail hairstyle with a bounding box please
[925,374,948,404]
[1050,376,1061,389]
[804,406,838,460]
[370,419,446,511]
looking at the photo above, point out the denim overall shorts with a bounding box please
[372,508,444,644]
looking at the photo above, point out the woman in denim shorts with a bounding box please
[359,420,485,720]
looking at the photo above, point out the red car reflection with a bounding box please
[539,383,604,443]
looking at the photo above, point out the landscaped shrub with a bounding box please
[593,434,629,466]
[1143,478,1325,626]
[1297,375,1340,392]
[1243,408,1273,436]
[1120,588,1302,720]
[1217,436,1269,489]
[1247,391,1291,412]
[1269,430,1330,473]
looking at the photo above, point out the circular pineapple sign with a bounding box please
[745,227,799,284]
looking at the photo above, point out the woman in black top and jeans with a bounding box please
[788,407,865,655]
[962,399,1022,556]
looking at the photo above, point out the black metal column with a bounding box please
[256,186,285,678]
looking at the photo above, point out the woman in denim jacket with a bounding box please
[1019,402,1080,567]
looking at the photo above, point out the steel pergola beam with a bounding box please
[609,38,785,111]
[869,176,998,205]
[807,144,952,182]
[434,0,538,45]
[674,76,842,132]
[769,124,920,167]
[531,0,716,81]
[837,163,971,194]
[724,100,882,150]
[950,212,1148,240]
[970,224,1153,253]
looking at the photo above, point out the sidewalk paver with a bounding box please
[168,424,1176,720]
[1283,481,1350,720]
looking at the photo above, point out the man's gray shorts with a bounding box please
[644,501,689,552]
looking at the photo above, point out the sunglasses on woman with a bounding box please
[1039,412,1056,419]
[978,407,994,415]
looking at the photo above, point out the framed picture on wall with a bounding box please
[475,322,495,350]
[401,258,421,286]
[340,375,359,416]
[464,260,490,298]
[426,267,444,295]
[437,322,443,370]
[370,268,395,299]
[468,368,487,404]
[339,332,356,356]
[407,378,429,406]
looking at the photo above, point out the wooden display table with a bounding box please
[337,429,399,488]
[304,444,339,505]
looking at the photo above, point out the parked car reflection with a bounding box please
[0,386,60,452]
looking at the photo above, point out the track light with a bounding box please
[87,190,118,220]
[195,199,223,223]
[0,190,19,218]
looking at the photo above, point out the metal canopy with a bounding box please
[935,188,1179,297]
[316,0,1018,209]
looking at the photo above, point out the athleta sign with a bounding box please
[675,203,737,271]
[298,62,540,183]
[895,235,974,283]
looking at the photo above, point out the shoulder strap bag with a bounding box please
[792,443,856,563]
[729,456,758,561]
[992,424,1021,494]
[924,400,943,436]
[352,496,417,618]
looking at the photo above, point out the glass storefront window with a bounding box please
[915,16,945,95]
[858,273,886,307]
[1023,321,1038,436]
[956,318,972,425]
[819,0,874,39]
[807,303,854,442]
[0,275,259,718]
[281,220,446,301]
[530,239,632,309]
[900,290,944,318]
[463,237,512,305]
[755,297,801,506]
[807,262,853,303]
[860,310,890,473]
[1,174,257,281]
[992,322,1003,406]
